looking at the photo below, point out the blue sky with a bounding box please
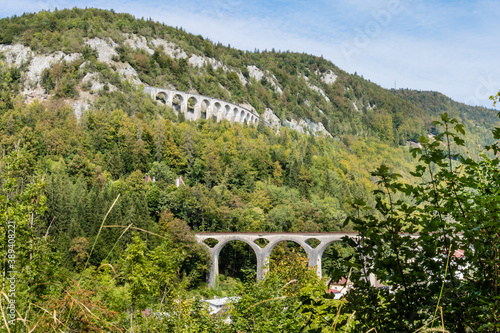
[1,0,499,109]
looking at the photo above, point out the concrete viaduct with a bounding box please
[144,86,260,124]
[195,232,365,288]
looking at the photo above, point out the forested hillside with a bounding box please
[1,8,499,332]
[1,8,498,144]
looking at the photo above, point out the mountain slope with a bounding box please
[1,7,498,148]
[0,8,498,245]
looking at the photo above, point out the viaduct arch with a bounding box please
[144,86,260,125]
[195,232,361,287]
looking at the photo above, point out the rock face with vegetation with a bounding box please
[1,8,499,332]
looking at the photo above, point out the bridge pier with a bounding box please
[206,248,219,288]
[194,101,201,119]
[256,252,267,281]
[166,95,173,109]
[180,98,188,116]
[308,251,322,278]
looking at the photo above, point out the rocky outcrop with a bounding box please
[0,44,33,66]
[247,65,282,94]
[150,38,187,59]
[262,108,281,131]
[321,70,337,84]
[124,35,154,54]
[85,37,117,63]
[263,108,332,138]
[307,82,330,102]
[283,118,332,138]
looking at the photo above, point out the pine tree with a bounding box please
[107,144,125,180]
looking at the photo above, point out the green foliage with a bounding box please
[230,251,330,332]
[41,58,83,98]
[36,275,122,332]
[120,234,154,309]
[0,93,394,330]
[69,236,90,271]
[342,112,500,331]
[0,149,53,331]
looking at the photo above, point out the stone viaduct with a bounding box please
[195,232,367,288]
[144,86,260,124]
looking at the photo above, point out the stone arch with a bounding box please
[224,105,232,120]
[213,237,262,257]
[187,96,197,114]
[206,237,263,285]
[200,99,210,119]
[264,239,311,263]
[233,107,239,122]
[318,239,354,282]
[172,94,183,113]
[217,239,258,282]
[203,238,219,248]
[239,110,246,124]
[263,238,314,276]
[263,239,311,277]
[316,239,348,259]
[305,238,321,248]
[254,238,270,248]
[156,91,168,104]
